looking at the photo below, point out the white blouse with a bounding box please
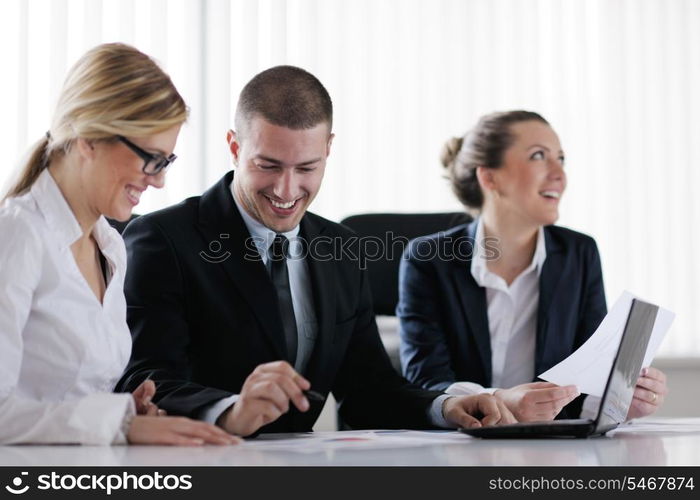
[446,219,546,396]
[0,169,134,445]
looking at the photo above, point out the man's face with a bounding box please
[229,116,333,233]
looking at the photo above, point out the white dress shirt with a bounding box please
[232,184,319,374]
[0,169,134,445]
[446,219,546,396]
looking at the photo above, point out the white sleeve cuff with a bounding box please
[65,392,135,445]
[428,394,454,428]
[445,382,498,396]
[580,395,600,419]
[199,395,240,424]
[113,396,136,445]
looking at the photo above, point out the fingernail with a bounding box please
[470,421,481,428]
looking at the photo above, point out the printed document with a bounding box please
[539,291,675,397]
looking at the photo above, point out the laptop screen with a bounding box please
[594,299,658,432]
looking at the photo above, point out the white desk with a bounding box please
[1,419,699,467]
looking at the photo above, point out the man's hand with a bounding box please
[128,416,241,446]
[494,382,579,422]
[131,379,165,416]
[442,394,517,428]
[627,367,668,420]
[218,361,311,437]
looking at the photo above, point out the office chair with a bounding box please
[334,212,471,430]
[340,212,472,316]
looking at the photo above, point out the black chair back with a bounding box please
[340,212,472,316]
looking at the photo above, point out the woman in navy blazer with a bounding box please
[398,111,668,421]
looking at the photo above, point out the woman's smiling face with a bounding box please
[486,120,566,226]
[84,125,181,222]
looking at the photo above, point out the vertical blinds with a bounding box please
[1,0,698,356]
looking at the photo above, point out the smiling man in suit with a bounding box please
[117,65,515,437]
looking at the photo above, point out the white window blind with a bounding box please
[1,0,698,357]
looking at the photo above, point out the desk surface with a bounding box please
[2,419,699,467]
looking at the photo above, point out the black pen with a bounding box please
[303,389,326,403]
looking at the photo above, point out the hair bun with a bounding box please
[440,136,463,169]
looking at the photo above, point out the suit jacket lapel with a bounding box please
[536,227,565,371]
[452,221,492,383]
[196,171,288,360]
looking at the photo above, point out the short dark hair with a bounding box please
[440,110,549,209]
[234,65,333,137]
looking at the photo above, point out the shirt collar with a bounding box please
[470,217,547,287]
[92,215,124,264]
[31,169,125,265]
[230,180,300,260]
[31,169,84,248]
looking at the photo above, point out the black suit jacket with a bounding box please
[397,220,607,418]
[117,171,441,432]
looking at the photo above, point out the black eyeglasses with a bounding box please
[117,136,177,175]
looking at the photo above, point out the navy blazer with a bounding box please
[397,220,607,417]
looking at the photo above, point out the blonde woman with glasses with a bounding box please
[0,43,239,446]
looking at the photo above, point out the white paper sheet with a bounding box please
[538,291,675,397]
[608,417,700,435]
[239,430,468,453]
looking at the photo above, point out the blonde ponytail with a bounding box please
[4,43,187,201]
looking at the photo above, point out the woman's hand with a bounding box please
[131,379,166,416]
[627,367,668,420]
[127,416,241,446]
[494,382,579,422]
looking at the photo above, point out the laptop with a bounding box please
[460,298,659,438]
